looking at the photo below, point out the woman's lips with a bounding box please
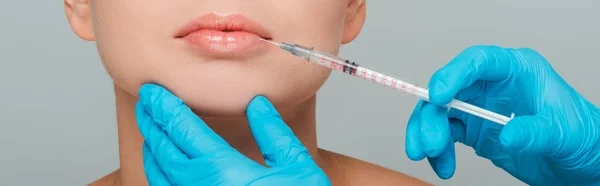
[181,29,262,54]
[174,13,272,56]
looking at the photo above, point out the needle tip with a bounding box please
[260,38,280,46]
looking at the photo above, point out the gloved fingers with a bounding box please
[447,107,468,122]
[426,139,456,180]
[444,80,487,124]
[136,101,188,162]
[142,143,173,186]
[246,96,313,167]
[426,119,464,179]
[138,84,237,159]
[406,100,426,161]
[514,48,550,65]
[428,45,515,106]
[448,118,466,144]
[138,102,198,179]
[419,102,451,157]
[498,110,558,156]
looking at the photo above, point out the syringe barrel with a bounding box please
[280,42,513,125]
[300,47,431,100]
[283,42,430,98]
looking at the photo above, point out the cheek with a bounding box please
[91,0,178,96]
[272,1,347,52]
[263,60,332,107]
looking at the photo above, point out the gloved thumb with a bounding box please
[498,111,561,156]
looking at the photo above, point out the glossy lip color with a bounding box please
[174,13,273,56]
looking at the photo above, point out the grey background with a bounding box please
[1,0,598,185]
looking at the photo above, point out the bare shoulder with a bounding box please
[318,149,432,186]
[88,169,121,186]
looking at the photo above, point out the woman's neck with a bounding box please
[112,85,323,186]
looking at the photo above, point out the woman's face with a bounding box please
[65,0,366,117]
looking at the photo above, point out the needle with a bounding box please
[260,38,280,46]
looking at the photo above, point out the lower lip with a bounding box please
[179,29,265,55]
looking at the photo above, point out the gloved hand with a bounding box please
[405,45,600,185]
[136,84,331,186]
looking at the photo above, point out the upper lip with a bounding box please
[174,13,272,39]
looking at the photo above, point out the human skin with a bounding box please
[64,0,432,185]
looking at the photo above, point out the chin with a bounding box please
[185,92,258,118]
[175,88,317,118]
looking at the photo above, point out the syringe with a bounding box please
[262,39,514,125]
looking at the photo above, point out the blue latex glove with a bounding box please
[405,45,600,185]
[136,84,331,186]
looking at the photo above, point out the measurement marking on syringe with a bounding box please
[410,84,419,96]
[391,79,398,90]
[380,75,388,87]
[319,57,327,64]
[370,72,378,83]
[343,60,358,75]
